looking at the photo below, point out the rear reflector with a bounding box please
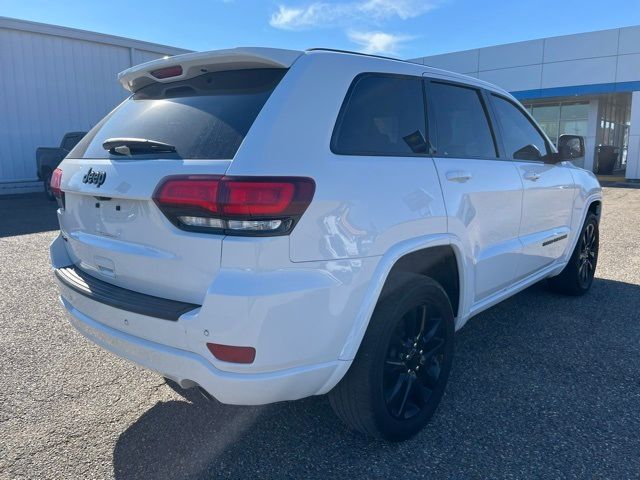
[153,176,315,236]
[150,65,183,79]
[206,343,256,364]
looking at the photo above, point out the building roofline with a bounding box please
[411,24,640,60]
[0,16,192,55]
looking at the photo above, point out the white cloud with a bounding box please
[347,30,415,54]
[358,0,437,20]
[270,0,437,30]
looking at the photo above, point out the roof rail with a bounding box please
[305,48,422,66]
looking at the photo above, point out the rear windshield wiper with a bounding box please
[102,138,177,156]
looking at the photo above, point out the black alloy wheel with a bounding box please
[577,221,598,289]
[329,274,455,441]
[384,304,447,420]
[548,213,599,295]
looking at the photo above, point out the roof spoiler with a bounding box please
[118,47,303,92]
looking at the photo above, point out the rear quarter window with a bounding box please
[331,74,427,156]
[68,68,287,160]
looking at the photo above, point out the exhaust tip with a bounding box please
[197,386,215,402]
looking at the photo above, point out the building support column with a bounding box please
[626,91,640,181]
[584,99,599,173]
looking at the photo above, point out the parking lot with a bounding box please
[1,187,639,479]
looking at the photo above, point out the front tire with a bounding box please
[548,213,599,295]
[329,274,455,441]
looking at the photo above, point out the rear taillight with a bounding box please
[153,176,315,236]
[50,168,65,208]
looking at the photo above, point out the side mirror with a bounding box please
[557,134,585,160]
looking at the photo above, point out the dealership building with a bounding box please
[412,25,640,181]
[1,18,639,195]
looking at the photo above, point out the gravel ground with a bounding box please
[1,188,639,479]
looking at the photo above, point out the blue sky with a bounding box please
[2,0,640,58]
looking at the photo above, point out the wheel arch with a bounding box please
[316,234,468,396]
[561,192,603,266]
[379,246,460,318]
[588,199,602,221]
[337,234,468,362]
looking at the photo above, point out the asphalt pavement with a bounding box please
[1,188,639,479]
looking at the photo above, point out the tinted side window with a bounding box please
[428,82,496,159]
[332,75,427,156]
[491,95,549,160]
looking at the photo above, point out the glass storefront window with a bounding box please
[523,93,632,174]
[560,103,589,121]
[526,102,588,149]
[531,105,560,144]
[597,93,631,171]
[559,120,588,137]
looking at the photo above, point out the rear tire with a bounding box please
[547,213,599,296]
[328,274,455,441]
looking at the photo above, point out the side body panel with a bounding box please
[514,162,576,279]
[433,157,523,303]
[228,52,449,262]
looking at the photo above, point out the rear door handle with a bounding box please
[446,170,472,183]
[524,172,541,182]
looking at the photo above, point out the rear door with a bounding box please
[425,79,524,303]
[58,68,287,304]
[488,93,575,280]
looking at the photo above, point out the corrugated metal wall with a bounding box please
[0,20,188,185]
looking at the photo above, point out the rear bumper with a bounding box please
[59,294,344,405]
[50,233,376,403]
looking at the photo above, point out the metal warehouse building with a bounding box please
[412,26,640,181]
[0,17,189,194]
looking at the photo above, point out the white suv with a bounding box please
[50,48,602,441]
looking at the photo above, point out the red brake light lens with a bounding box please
[150,65,183,79]
[50,168,63,196]
[154,177,220,214]
[206,343,256,364]
[153,176,315,236]
[223,181,295,216]
[50,168,65,209]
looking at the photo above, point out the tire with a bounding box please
[44,170,55,201]
[328,274,455,441]
[547,213,599,296]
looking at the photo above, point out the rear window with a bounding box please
[331,74,427,156]
[68,68,287,160]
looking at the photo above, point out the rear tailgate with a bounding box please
[56,62,292,305]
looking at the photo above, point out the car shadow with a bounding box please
[0,193,59,237]
[113,277,640,479]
